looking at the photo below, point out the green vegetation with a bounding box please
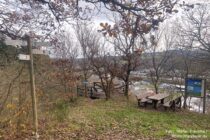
[0,53,209,139]
[36,96,210,139]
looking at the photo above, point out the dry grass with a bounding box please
[1,92,210,140]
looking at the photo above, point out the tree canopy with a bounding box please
[0,0,179,39]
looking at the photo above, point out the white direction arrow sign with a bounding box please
[18,54,30,61]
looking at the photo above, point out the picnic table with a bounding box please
[148,93,170,109]
[163,93,182,111]
[136,91,155,107]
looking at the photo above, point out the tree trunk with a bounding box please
[183,73,188,109]
[84,84,88,97]
[124,79,129,99]
[154,83,158,94]
[105,82,111,100]
[105,90,110,100]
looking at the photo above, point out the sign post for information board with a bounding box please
[185,78,207,114]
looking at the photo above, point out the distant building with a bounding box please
[4,37,24,47]
[32,42,50,55]
[32,49,45,55]
[4,37,50,55]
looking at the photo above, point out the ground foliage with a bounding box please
[1,95,210,139]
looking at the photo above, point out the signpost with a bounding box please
[17,36,39,138]
[18,54,30,61]
[185,78,207,114]
[186,78,205,97]
[18,36,49,139]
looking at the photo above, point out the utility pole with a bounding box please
[27,35,38,139]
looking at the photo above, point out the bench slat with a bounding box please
[140,98,150,103]
[163,93,182,108]
[163,102,171,107]
[136,92,155,100]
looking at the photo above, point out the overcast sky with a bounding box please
[3,0,210,57]
[84,0,210,27]
[51,0,210,57]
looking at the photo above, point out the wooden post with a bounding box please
[90,87,93,98]
[84,82,87,97]
[77,85,79,96]
[27,36,38,138]
[203,79,206,114]
[184,78,188,109]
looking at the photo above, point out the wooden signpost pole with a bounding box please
[27,35,38,138]
[203,79,206,114]
[184,78,187,109]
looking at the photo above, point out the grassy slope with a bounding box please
[39,96,210,140]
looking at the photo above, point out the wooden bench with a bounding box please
[163,93,182,111]
[147,93,170,109]
[136,91,155,107]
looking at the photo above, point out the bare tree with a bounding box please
[87,40,117,100]
[173,4,210,107]
[52,31,78,94]
[147,30,174,94]
[0,0,60,40]
[112,34,143,98]
[172,24,195,107]
[0,0,178,39]
[74,21,93,97]
[177,4,210,59]
[74,22,117,100]
[102,15,144,99]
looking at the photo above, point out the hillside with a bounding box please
[1,96,210,139]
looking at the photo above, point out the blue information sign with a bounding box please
[186,78,204,97]
[82,80,88,85]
